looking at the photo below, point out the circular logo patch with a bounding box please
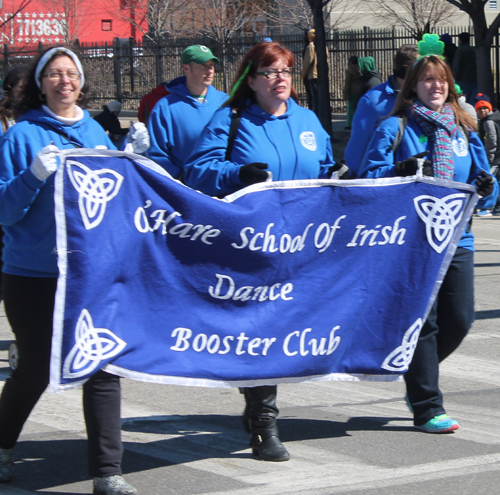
[452,137,468,157]
[300,131,317,151]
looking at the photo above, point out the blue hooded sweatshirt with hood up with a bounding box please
[183,98,335,197]
[146,75,228,178]
[0,106,116,277]
[344,76,398,176]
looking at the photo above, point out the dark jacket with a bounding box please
[93,107,128,142]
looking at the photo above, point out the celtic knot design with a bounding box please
[381,319,422,372]
[413,193,467,253]
[67,160,124,230]
[63,309,127,379]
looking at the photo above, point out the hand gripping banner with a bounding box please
[50,149,478,391]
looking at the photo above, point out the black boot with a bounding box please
[243,385,290,461]
[239,387,251,434]
[250,419,290,462]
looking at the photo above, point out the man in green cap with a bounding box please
[146,45,227,178]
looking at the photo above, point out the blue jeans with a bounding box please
[404,247,474,425]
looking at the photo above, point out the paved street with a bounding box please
[0,216,499,494]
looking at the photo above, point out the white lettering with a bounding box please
[231,227,254,249]
[348,217,407,247]
[314,215,345,253]
[208,274,235,300]
[170,328,192,351]
[208,274,293,302]
[232,223,313,253]
[283,331,299,356]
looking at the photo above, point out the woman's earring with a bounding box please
[38,92,46,101]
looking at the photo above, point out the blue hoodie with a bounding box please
[344,76,398,176]
[0,107,116,277]
[358,111,499,250]
[146,76,228,178]
[183,99,335,197]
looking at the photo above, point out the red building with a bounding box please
[0,0,146,47]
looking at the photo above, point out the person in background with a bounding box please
[146,45,227,179]
[456,84,476,119]
[184,42,336,462]
[440,33,457,67]
[0,46,141,495]
[343,55,362,130]
[0,65,29,135]
[0,64,30,301]
[301,29,328,117]
[344,45,418,176]
[453,32,477,105]
[357,56,382,100]
[93,100,129,148]
[359,42,498,433]
[137,82,170,125]
[475,93,500,216]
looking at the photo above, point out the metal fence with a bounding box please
[2,26,499,112]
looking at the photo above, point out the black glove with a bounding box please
[239,162,269,185]
[328,160,350,179]
[395,151,433,177]
[475,169,495,197]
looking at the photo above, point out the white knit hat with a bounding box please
[35,47,85,89]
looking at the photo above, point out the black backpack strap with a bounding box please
[389,112,407,156]
[49,128,83,148]
[458,124,469,146]
[225,108,241,161]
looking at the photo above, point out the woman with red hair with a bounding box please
[184,42,337,461]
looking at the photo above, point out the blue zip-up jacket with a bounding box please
[146,76,228,178]
[358,111,499,250]
[0,107,116,277]
[344,76,398,176]
[183,99,335,197]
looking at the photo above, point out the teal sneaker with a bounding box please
[417,414,460,433]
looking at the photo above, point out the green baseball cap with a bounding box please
[181,45,219,65]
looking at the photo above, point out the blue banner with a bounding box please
[50,149,477,391]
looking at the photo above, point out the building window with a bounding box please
[490,0,498,10]
[102,20,112,31]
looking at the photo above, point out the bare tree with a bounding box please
[184,0,269,92]
[102,0,191,43]
[45,0,94,43]
[367,0,459,40]
[443,0,500,105]
[265,0,362,33]
[0,0,34,29]
[187,0,266,43]
[301,0,328,135]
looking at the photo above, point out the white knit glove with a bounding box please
[124,122,150,154]
[30,145,59,181]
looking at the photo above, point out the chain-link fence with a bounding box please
[1,26,499,112]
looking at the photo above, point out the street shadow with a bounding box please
[7,438,171,493]
[6,413,415,492]
[0,339,12,351]
[475,309,500,320]
[122,413,415,449]
[474,262,500,267]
